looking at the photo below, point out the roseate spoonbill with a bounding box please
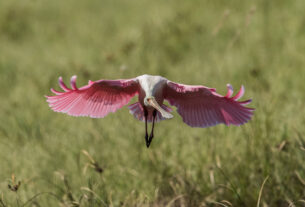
[46,74,254,147]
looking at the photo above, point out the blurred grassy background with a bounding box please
[0,0,305,206]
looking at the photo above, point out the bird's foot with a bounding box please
[145,134,150,148]
[147,134,154,148]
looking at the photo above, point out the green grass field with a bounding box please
[1,0,305,206]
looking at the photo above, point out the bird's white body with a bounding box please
[138,75,167,110]
[138,75,166,98]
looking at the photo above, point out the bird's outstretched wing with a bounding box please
[46,76,139,118]
[164,80,254,127]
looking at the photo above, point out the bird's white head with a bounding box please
[144,96,153,106]
[144,96,173,119]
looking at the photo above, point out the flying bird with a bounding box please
[46,74,254,147]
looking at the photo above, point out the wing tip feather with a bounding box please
[232,85,245,100]
[58,76,71,92]
[225,84,233,98]
[70,75,78,90]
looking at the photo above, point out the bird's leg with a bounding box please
[144,108,149,148]
[148,109,157,147]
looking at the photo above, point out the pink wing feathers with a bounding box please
[164,81,254,127]
[46,76,139,118]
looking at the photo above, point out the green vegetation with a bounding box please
[0,0,305,206]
